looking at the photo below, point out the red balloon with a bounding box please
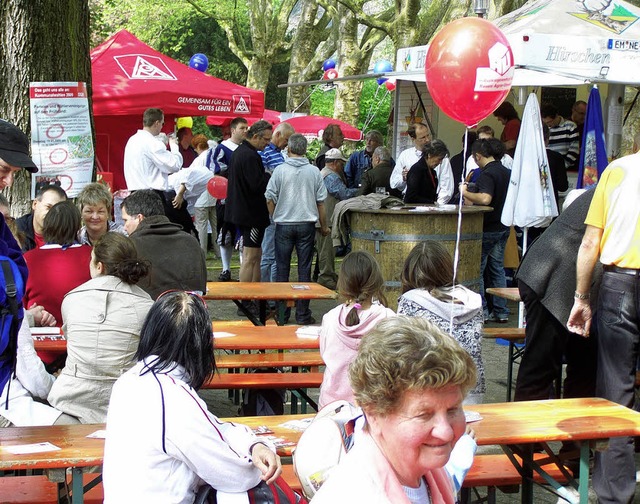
[385,78,396,92]
[425,17,514,127]
[207,175,228,199]
[323,69,339,80]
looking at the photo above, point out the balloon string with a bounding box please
[361,85,382,132]
[449,127,469,337]
[361,89,389,133]
[291,87,321,114]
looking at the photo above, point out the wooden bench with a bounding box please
[0,473,104,504]
[215,351,323,370]
[483,327,526,401]
[279,451,571,503]
[460,453,570,503]
[204,372,323,412]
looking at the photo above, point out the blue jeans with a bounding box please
[260,219,277,282]
[593,269,640,504]
[275,222,316,323]
[479,228,510,319]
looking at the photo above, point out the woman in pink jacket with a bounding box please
[318,251,395,408]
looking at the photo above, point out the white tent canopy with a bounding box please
[495,0,640,84]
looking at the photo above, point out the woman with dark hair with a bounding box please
[47,233,153,423]
[493,101,521,156]
[23,200,92,325]
[103,291,282,502]
[397,241,485,403]
[404,139,450,204]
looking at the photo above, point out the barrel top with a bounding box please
[350,205,492,216]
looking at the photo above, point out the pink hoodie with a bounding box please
[319,302,395,408]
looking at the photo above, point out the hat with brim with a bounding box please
[324,148,347,163]
[0,120,38,173]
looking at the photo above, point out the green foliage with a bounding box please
[357,79,392,137]
[309,79,392,144]
[310,85,336,117]
[92,0,247,84]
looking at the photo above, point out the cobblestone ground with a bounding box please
[199,251,640,503]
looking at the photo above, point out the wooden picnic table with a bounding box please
[204,281,338,325]
[33,323,321,354]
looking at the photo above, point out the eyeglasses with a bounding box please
[157,289,207,307]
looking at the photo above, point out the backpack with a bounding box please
[239,369,285,416]
[194,475,307,504]
[292,400,362,499]
[0,256,25,403]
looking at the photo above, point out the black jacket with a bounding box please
[15,213,36,251]
[224,141,270,229]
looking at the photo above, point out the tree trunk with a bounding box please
[333,6,383,126]
[286,0,336,113]
[246,57,274,93]
[0,0,91,216]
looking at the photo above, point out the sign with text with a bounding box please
[29,82,94,198]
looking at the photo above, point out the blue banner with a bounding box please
[577,87,608,189]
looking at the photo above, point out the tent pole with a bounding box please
[604,84,625,159]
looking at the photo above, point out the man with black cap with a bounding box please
[0,118,36,279]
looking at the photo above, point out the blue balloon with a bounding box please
[323,59,337,71]
[373,59,393,74]
[373,60,392,85]
[189,53,209,72]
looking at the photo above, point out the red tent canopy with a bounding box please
[205,109,282,128]
[91,30,264,190]
[91,30,264,118]
[282,116,362,141]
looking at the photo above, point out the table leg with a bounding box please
[72,467,84,504]
[578,442,589,503]
[258,300,267,325]
[232,300,263,326]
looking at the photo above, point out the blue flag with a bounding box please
[577,87,607,189]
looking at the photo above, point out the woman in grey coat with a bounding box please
[47,233,153,423]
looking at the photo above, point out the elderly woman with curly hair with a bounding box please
[312,316,477,504]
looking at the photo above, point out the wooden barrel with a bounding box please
[349,206,489,309]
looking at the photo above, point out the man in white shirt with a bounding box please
[124,108,182,191]
[390,122,454,204]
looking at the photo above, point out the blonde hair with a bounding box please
[349,317,476,415]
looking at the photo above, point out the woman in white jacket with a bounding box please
[397,241,485,404]
[0,319,74,426]
[103,290,281,503]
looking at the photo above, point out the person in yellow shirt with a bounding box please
[567,153,640,504]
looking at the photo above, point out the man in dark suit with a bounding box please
[357,147,402,199]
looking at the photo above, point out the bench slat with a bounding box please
[216,351,323,369]
[202,372,324,390]
[463,453,569,487]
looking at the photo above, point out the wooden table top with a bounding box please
[204,282,338,301]
[213,324,320,351]
[2,399,638,471]
[0,416,312,470]
[486,287,522,302]
[470,397,640,445]
[33,323,321,353]
[0,423,104,470]
[221,414,314,456]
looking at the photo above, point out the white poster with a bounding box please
[29,82,93,198]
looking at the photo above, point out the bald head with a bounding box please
[272,122,295,150]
